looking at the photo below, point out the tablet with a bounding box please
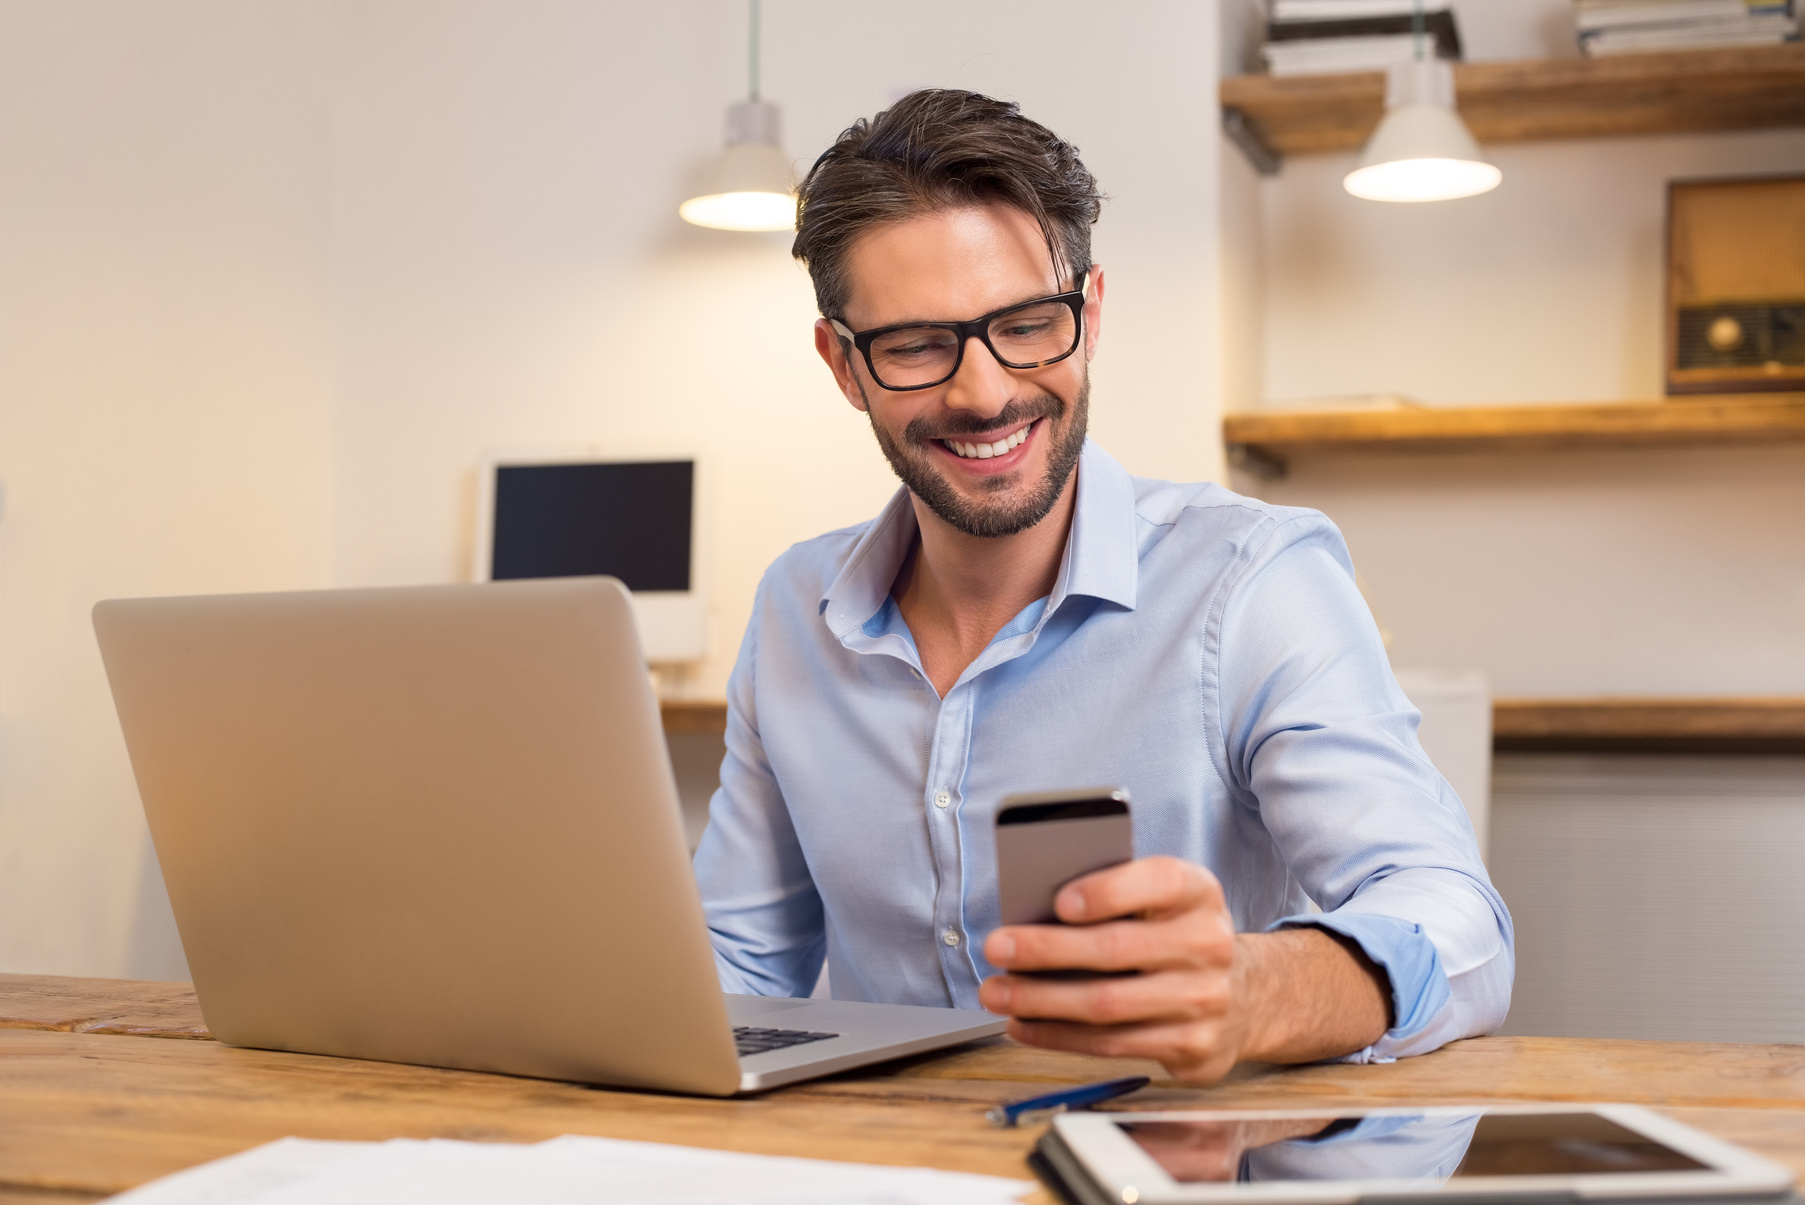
[1042,1105,1796,1205]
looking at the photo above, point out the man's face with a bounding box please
[814,204,1103,539]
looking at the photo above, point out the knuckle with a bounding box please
[1090,1029,1134,1060]
[1098,923,1135,968]
[1192,977,1233,1016]
[1177,919,1225,964]
[1090,980,1132,1023]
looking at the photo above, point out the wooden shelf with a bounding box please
[1223,393,1805,477]
[660,699,729,736]
[666,697,1805,754]
[1221,44,1805,158]
[1495,697,1805,754]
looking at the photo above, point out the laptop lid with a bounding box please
[93,577,743,1096]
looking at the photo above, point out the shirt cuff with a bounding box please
[1268,911,1452,1063]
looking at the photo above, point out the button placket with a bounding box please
[921,683,976,1006]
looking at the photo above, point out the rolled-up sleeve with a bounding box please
[1215,516,1514,1060]
[691,574,826,998]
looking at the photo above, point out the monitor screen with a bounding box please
[490,460,692,592]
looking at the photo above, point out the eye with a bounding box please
[996,318,1055,340]
[873,329,957,361]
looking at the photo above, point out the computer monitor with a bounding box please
[474,455,705,662]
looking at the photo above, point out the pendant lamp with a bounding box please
[1342,3,1500,203]
[680,0,795,231]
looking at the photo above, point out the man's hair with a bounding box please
[792,89,1104,321]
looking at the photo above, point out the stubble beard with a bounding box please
[861,369,1090,539]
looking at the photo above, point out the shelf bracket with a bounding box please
[1226,442,1288,481]
[1221,106,1281,177]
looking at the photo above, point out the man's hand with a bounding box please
[978,856,1392,1084]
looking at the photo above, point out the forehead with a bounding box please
[840,204,1063,328]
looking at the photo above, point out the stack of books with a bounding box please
[1262,0,1464,77]
[1575,0,1798,54]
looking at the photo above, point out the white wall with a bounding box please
[0,1,1229,977]
[1261,128,1805,408]
[0,3,342,978]
[328,0,1227,700]
[1233,57,1805,695]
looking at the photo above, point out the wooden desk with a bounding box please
[5,975,1805,1203]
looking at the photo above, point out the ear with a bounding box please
[815,319,869,413]
[1082,264,1105,363]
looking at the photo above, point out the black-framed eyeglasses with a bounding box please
[829,273,1089,392]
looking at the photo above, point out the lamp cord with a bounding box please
[749,0,762,101]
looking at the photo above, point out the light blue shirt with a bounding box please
[694,440,1513,1061]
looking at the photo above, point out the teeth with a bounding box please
[944,424,1033,459]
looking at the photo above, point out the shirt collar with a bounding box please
[1058,439,1139,613]
[819,438,1139,639]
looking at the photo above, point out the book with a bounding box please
[1580,9,1797,52]
[1272,0,1450,18]
[1583,22,1796,51]
[1268,9,1464,58]
[1575,0,1790,31]
[1264,32,1453,75]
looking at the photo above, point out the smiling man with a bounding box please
[691,90,1512,1082]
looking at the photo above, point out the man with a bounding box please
[692,89,1511,1084]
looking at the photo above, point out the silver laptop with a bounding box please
[93,577,1003,1095]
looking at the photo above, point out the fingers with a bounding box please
[981,967,1232,1027]
[1003,1016,1238,1086]
[985,908,1234,974]
[977,856,1249,1085]
[1054,855,1225,924]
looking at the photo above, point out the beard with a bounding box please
[863,369,1090,539]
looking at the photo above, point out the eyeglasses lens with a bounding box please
[866,299,1078,389]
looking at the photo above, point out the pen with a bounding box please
[985,1074,1151,1128]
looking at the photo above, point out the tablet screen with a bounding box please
[1118,1112,1708,1185]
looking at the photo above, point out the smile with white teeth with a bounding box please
[941,422,1034,460]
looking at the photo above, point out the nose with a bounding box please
[940,334,1014,420]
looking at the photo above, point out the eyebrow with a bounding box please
[849,281,1074,331]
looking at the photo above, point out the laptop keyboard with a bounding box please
[733,1026,839,1058]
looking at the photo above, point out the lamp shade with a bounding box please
[680,99,795,232]
[1343,59,1500,203]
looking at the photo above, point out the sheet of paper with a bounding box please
[108,1133,1033,1205]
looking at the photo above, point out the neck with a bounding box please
[891,465,1078,696]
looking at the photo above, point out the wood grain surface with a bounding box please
[660,698,730,736]
[1221,395,1805,461]
[1220,44,1805,156]
[1494,697,1805,754]
[0,974,208,1039]
[7,977,1805,1201]
[660,696,1805,753]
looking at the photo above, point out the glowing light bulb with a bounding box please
[1345,60,1500,204]
[681,101,795,232]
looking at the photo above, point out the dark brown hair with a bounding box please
[792,89,1104,321]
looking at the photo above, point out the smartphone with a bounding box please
[995,788,1133,927]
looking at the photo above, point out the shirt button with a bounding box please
[942,928,960,947]
[934,791,950,809]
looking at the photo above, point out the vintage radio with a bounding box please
[1666,174,1805,395]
